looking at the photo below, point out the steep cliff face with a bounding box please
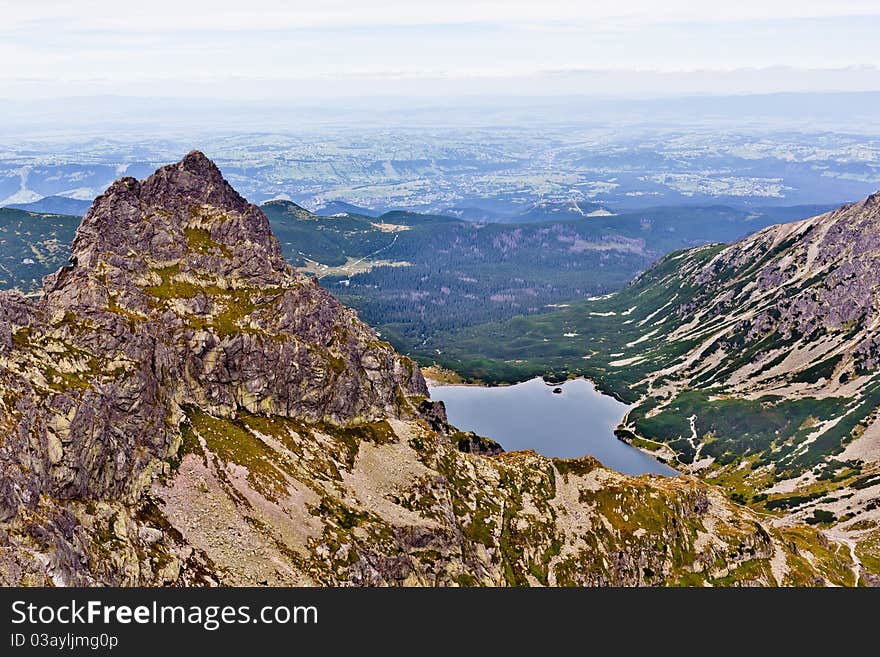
[0,153,855,586]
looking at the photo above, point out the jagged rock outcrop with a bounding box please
[0,153,856,586]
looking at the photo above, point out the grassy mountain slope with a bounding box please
[422,195,880,579]
[0,208,78,291]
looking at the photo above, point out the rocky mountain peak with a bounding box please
[16,152,428,435]
[140,150,251,214]
[60,151,284,291]
[44,151,288,304]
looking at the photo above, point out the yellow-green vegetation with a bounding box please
[145,264,201,300]
[761,472,861,513]
[51,310,102,332]
[552,455,601,478]
[701,455,776,506]
[185,406,293,501]
[12,327,31,347]
[369,431,836,585]
[166,421,206,471]
[699,451,868,517]
[421,365,467,385]
[179,411,417,584]
[143,257,288,338]
[780,526,857,586]
[855,529,880,580]
[709,558,776,587]
[182,405,403,503]
[494,459,559,586]
[448,430,501,455]
[209,289,260,337]
[630,436,663,452]
[184,226,231,257]
[319,348,348,375]
[41,365,91,391]
[106,293,146,322]
[311,497,370,531]
[134,498,187,575]
[11,326,125,393]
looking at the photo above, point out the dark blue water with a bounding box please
[430,377,676,476]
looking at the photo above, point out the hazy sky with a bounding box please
[3,0,880,99]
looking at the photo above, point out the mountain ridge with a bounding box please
[5,196,92,216]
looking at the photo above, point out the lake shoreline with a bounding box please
[424,365,589,390]
[430,376,677,477]
[421,365,488,387]
[425,367,681,475]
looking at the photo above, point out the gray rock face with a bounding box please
[0,151,426,532]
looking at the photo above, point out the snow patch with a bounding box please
[609,355,646,367]
[626,329,659,347]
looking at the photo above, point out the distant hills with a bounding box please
[261,199,316,219]
[10,193,562,222]
[252,200,839,348]
[444,200,612,223]
[506,200,614,222]
[312,200,379,217]
[0,207,77,290]
[5,195,92,216]
[3,120,880,218]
